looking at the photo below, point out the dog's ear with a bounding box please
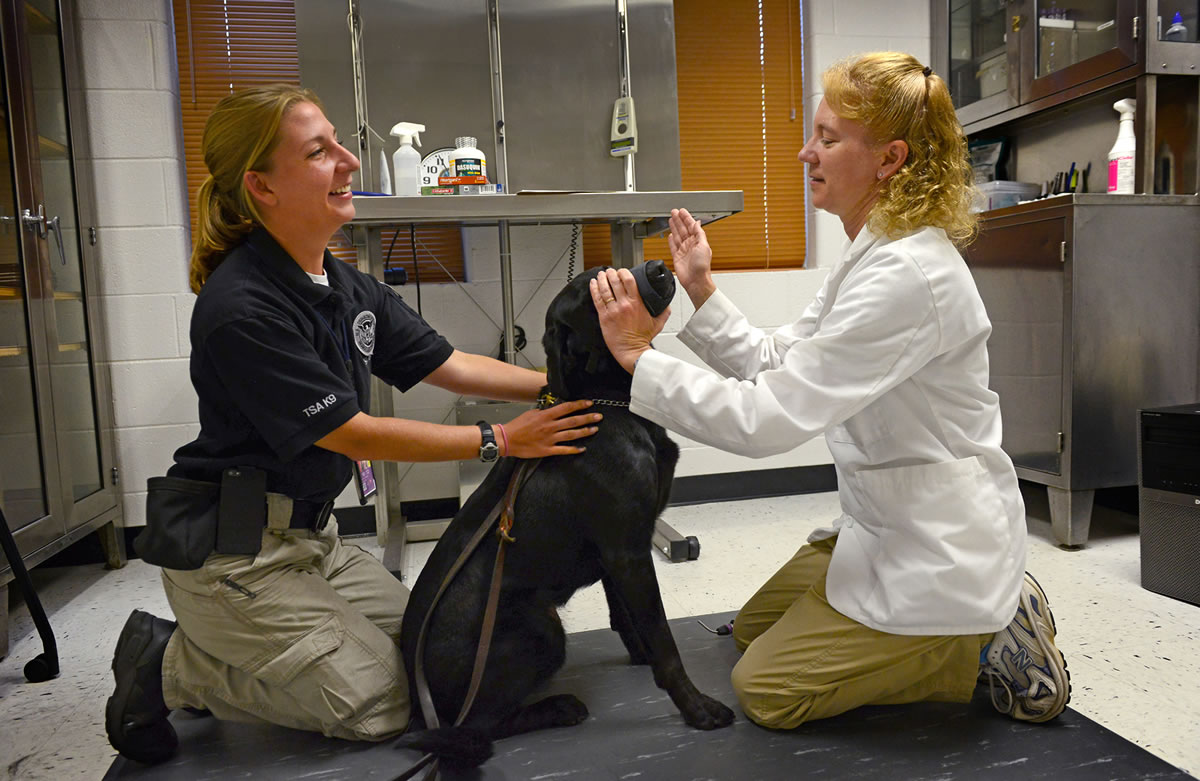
[543,319,576,391]
[583,338,609,374]
[553,323,607,379]
[543,267,628,395]
[544,269,599,385]
[560,301,610,376]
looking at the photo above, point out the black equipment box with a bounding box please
[1139,403,1200,606]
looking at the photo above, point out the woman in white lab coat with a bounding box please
[591,52,1070,727]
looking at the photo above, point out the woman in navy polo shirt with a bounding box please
[106,85,598,765]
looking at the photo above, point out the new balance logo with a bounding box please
[1011,647,1034,672]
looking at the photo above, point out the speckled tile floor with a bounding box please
[2,485,1197,779]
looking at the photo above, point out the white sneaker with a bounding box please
[985,572,1071,722]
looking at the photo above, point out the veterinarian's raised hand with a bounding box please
[502,399,600,458]
[667,209,717,310]
[591,268,671,375]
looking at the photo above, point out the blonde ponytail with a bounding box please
[189,176,255,293]
[187,84,323,293]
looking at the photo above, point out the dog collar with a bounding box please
[537,391,629,410]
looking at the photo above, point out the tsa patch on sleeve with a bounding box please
[352,311,376,357]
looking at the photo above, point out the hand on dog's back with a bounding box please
[502,400,601,458]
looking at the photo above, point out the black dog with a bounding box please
[395,264,735,768]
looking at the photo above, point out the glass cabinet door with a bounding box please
[1156,1,1197,42]
[1,0,118,557]
[1025,0,1137,101]
[1147,0,1199,74]
[0,73,49,535]
[1035,0,1119,78]
[946,0,1021,124]
[27,0,104,508]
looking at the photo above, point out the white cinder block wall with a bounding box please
[805,0,932,267]
[77,0,929,524]
[77,0,198,528]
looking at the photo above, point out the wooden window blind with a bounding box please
[172,0,299,248]
[586,0,806,271]
[171,0,464,283]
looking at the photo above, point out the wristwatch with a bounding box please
[476,421,499,463]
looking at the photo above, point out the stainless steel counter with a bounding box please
[350,190,744,235]
[983,192,1200,217]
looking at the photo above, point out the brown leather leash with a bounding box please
[396,458,540,781]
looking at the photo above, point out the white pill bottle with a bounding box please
[449,136,487,180]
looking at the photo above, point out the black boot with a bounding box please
[105,609,179,764]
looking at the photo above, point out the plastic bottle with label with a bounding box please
[1165,12,1189,41]
[448,137,487,180]
[390,122,425,196]
[1107,99,1136,195]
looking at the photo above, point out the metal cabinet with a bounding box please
[940,0,1024,123]
[934,0,1198,133]
[962,193,1200,546]
[1,0,123,656]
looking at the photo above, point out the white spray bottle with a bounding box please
[390,122,425,196]
[1107,99,1136,195]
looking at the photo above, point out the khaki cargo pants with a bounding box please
[159,517,411,741]
[730,536,992,728]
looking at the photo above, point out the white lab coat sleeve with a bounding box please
[676,289,823,381]
[630,248,942,458]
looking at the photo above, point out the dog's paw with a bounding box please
[682,694,736,730]
[545,693,590,727]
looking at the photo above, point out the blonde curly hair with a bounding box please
[823,52,978,246]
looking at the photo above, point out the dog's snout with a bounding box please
[644,260,671,295]
[631,260,675,318]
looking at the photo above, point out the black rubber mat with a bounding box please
[104,612,1193,780]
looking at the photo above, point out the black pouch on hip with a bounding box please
[215,466,266,555]
[135,476,220,570]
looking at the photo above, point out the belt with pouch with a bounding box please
[136,472,337,571]
[265,492,335,533]
[218,465,332,538]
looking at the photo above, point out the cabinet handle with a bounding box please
[47,215,66,266]
[21,205,47,238]
[1012,14,1022,32]
[1060,241,1067,264]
